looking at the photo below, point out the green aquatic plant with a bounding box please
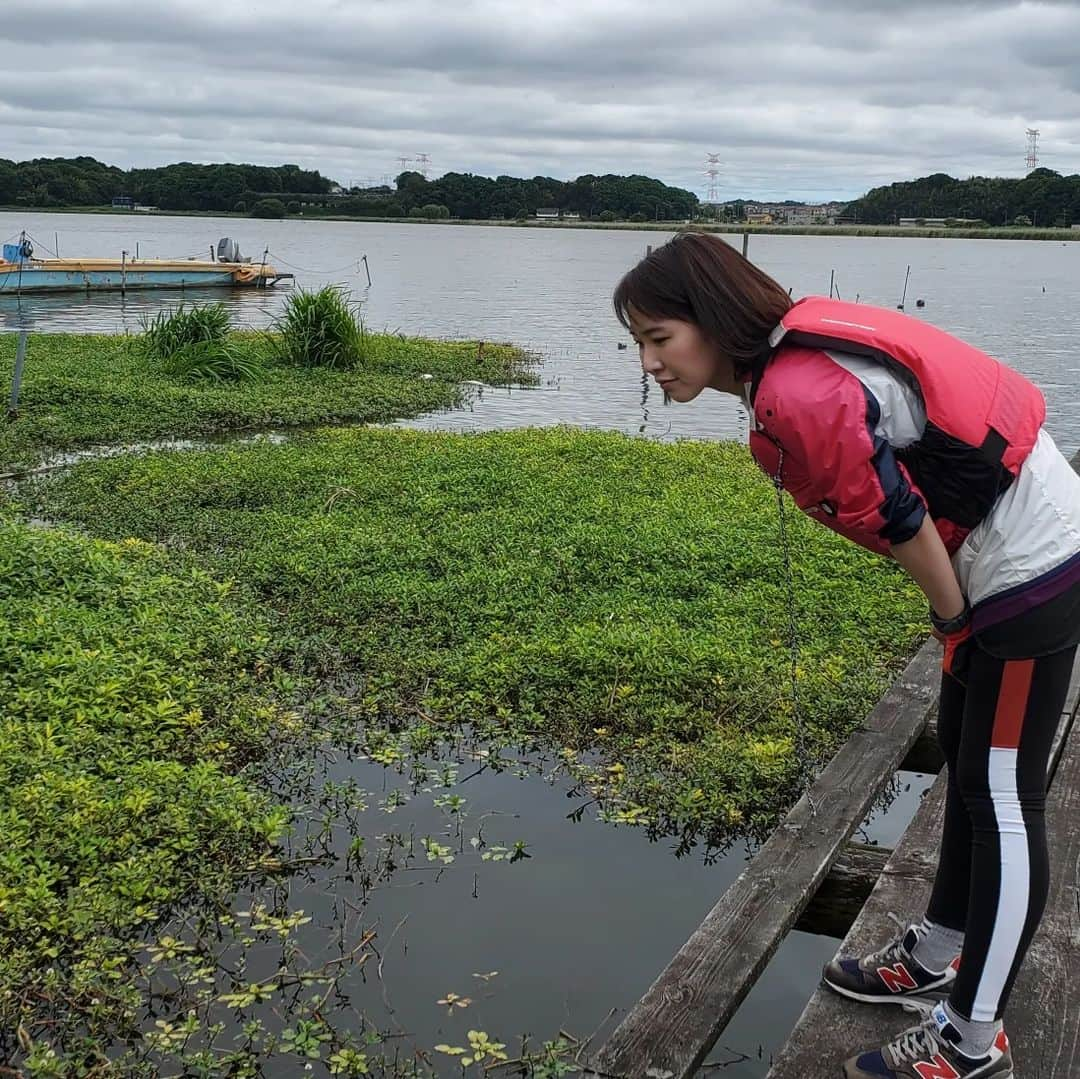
[30,427,926,844]
[162,339,268,383]
[140,302,231,360]
[273,285,367,370]
[0,332,533,470]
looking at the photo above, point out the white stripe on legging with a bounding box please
[971,747,1029,1022]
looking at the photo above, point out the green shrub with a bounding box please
[140,303,231,360]
[514,208,528,220]
[272,285,366,370]
[162,339,268,383]
[598,210,616,222]
[233,199,247,213]
[286,200,301,215]
[251,198,286,219]
[629,211,647,223]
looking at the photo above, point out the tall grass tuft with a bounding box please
[273,286,367,370]
[140,303,232,360]
[162,339,267,383]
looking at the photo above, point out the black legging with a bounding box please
[926,639,1077,1022]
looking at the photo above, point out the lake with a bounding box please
[3,210,1076,1075]
[2,212,1078,455]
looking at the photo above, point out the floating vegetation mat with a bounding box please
[4,389,926,1073]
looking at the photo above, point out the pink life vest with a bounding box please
[748,297,1046,555]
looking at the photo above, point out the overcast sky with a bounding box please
[3,0,1078,201]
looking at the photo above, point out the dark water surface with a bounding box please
[4,211,1075,1074]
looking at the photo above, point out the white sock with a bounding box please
[942,1000,1002,1058]
[911,916,964,972]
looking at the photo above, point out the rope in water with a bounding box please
[266,251,367,277]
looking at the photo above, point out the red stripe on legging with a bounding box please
[990,659,1035,749]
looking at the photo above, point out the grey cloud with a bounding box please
[2,0,1079,200]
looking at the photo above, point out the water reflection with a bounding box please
[0,283,287,333]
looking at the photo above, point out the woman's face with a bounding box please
[627,308,736,402]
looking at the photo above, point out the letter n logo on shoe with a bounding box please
[876,962,918,992]
[913,1055,961,1079]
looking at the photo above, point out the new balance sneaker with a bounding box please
[842,1002,1013,1078]
[823,917,959,1015]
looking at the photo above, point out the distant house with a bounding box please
[746,212,774,225]
[111,195,134,209]
[535,208,560,219]
[562,211,581,220]
[786,204,835,225]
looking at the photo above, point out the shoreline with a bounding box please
[3,205,1078,241]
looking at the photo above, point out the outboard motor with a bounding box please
[2,240,33,263]
[216,237,242,263]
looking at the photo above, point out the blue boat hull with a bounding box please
[0,268,242,294]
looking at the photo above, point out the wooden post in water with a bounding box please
[362,255,372,287]
[8,331,28,418]
[742,231,749,258]
[121,250,127,295]
[55,232,59,258]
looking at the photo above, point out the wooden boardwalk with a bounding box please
[583,640,943,1079]
[584,449,1080,1079]
[766,655,1080,1077]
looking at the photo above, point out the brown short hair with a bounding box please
[613,231,793,376]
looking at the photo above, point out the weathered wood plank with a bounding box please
[766,653,1080,1078]
[582,639,941,1079]
[765,784,948,1078]
[794,842,892,938]
[899,722,945,774]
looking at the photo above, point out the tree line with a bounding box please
[0,156,698,220]
[4,155,1080,228]
[322,170,700,221]
[844,168,1080,227]
[0,157,332,212]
